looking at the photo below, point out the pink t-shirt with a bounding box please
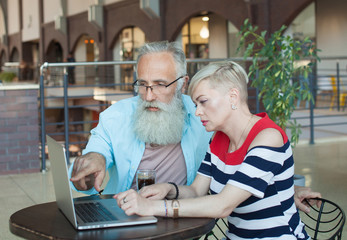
[130,142,187,190]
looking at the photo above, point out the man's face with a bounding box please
[133,52,186,145]
[136,52,178,106]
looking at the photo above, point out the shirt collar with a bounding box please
[181,94,195,127]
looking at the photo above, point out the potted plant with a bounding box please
[237,19,320,146]
[0,71,17,83]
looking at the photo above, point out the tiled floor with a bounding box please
[2,136,347,239]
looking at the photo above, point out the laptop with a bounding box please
[46,135,157,230]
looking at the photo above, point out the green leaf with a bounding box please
[237,18,320,147]
[274,71,281,77]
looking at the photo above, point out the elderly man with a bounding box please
[69,41,212,195]
[70,41,320,212]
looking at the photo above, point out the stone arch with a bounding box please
[164,0,248,41]
[105,1,160,51]
[110,26,146,91]
[269,0,314,33]
[73,33,99,62]
[109,26,146,60]
[46,40,63,62]
[10,47,19,62]
[67,13,102,60]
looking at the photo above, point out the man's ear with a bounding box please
[181,75,189,93]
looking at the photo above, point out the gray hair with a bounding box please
[136,41,187,90]
[188,61,249,102]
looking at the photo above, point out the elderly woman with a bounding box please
[115,61,310,239]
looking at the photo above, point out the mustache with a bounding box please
[141,100,167,111]
[140,91,183,112]
[134,94,185,145]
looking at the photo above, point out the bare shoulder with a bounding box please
[249,128,284,150]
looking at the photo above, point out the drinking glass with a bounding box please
[136,169,156,191]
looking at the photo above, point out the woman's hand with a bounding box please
[294,186,322,213]
[114,189,155,216]
[139,183,173,200]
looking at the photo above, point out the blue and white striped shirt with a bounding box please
[198,113,309,240]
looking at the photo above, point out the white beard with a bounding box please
[133,93,185,145]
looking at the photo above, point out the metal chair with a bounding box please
[329,76,347,110]
[202,218,228,240]
[301,197,346,240]
[202,198,345,240]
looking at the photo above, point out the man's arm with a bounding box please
[70,152,106,192]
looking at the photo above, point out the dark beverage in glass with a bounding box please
[136,169,156,191]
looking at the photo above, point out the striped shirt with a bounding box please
[198,113,309,240]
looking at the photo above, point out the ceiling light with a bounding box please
[202,16,209,22]
[200,26,209,39]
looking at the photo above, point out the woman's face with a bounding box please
[191,80,232,132]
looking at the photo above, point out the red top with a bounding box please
[210,112,288,165]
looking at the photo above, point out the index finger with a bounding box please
[70,165,94,182]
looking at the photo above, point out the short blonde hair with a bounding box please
[188,61,249,102]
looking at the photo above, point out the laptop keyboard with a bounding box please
[75,202,117,223]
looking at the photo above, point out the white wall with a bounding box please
[8,0,20,34]
[291,3,315,39]
[209,13,227,58]
[0,6,5,37]
[67,0,94,16]
[316,0,347,90]
[43,0,62,23]
[22,0,40,41]
[227,22,241,57]
[75,37,87,62]
[67,0,124,16]
[43,0,125,23]
[317,0,347,57]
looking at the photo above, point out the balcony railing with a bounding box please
[37,57,347,171]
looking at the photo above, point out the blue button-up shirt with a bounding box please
[69,95,212,195]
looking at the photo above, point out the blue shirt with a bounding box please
[69,95,212,195]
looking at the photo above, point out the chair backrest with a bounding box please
[331,76,338,94]
[301,197,346,240]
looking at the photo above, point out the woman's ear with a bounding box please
[229,88,239,100]
[229,88,239,109]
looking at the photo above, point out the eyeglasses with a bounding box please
[133,76,185,95]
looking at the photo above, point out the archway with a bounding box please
[112,26,146,90]
[73,35,99,85]
[74,35,99,62]
[10,47,19,62]
[176,12,243,76]
[46,40,63,63]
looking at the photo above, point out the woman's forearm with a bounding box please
[166,174,211,200]
[154,184,251,219]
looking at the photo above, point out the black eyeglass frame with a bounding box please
[132,75,186,93]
